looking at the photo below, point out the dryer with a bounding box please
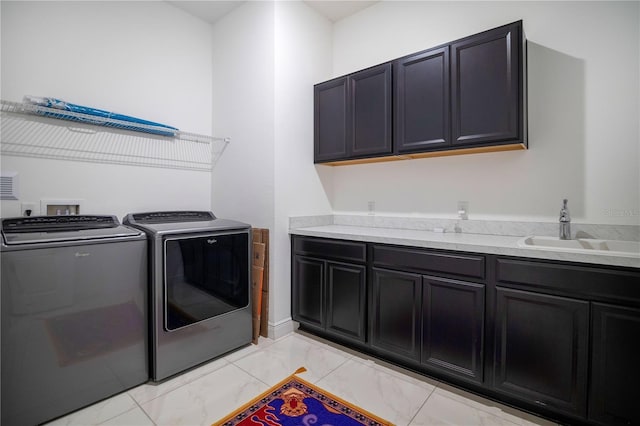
[123,211,251,381]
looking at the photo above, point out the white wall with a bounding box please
[211,1,333,335]
[328,1,640,225]
[210,1,275,229]
[274,1,333,332]
[1,1,214,219]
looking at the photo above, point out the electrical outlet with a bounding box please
[21,202,37,217]
[368,201,376,215]
[457,201,469,220]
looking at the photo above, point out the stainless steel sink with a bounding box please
[518,236,640,257]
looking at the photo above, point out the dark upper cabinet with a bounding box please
[395,46,450,153]
[451,22,525,147]
[493,287,589,418]
[314,77,348,162]
[589,303,640,426]
[349,64,393,158]
[314,63,392,163]
[291,237,367,344]
[422,276,484,384]
[314,21,526,165]
[370,267,422,362]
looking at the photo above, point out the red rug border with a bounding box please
[212,367,394,426]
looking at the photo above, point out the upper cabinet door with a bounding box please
[395,47,450,153]
[349,63,393,158]
[314,77,349,162]
[451,22,524,146]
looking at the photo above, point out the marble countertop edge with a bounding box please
[289,225,640,269]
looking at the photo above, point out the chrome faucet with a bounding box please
[559,198,571,240]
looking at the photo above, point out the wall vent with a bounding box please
[0,172,19,200]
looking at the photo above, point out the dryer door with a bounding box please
[163,230,250,331]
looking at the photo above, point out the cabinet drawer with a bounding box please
[495,257,640,306]
[372,245,485,279]
[293,237,366,263]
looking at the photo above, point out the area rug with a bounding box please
[213,367,394,426]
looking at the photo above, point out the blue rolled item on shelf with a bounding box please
[23,96,179,137]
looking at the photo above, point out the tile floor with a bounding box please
[45,331,558,426]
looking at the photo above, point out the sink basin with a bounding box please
[518,236,640,258]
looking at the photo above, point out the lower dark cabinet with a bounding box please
[326,262,367,341]
[292,256,324,327]
[422,276,484,383]
[370,269,486,382]
[291,237,640,425]
[493,287,589,418]
[292,255,366,343]
[589,303,640,425]
[370,268,421,361]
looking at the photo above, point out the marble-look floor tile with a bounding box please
[351,356,440,391]
[410,391,519,426]
[128,357,229,405]
[141,363,268,426]
[223,337,274,363]
[316,358,435,425]
[432,385,556,426]
[44,334,562,426]
[45,393,138,426]
[232,333,350,385]
[275,331,353,358]
[99,407,154,425]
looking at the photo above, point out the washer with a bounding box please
[123,211,251,381]
[1,215,148,426]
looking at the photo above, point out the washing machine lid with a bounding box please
[123,211,250,235]
[1,215,141,245]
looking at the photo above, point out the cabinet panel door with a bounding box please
[494,287,588,417]
[349,63,393,157]
[292,256,324,328]
[314,77,349,162]
[422,276,484,383]
[395,47,450,153]
[370,268,421,361]
[589,303,640,425]
[451,22,521,146]
[326,262,366,342]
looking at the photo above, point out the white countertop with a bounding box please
[290,225,640,268]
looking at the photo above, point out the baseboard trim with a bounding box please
[268,318,295,340]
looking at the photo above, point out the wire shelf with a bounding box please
[0,100,229,171]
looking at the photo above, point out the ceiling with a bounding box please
[167,1,378,25]
[304,1,378,22]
